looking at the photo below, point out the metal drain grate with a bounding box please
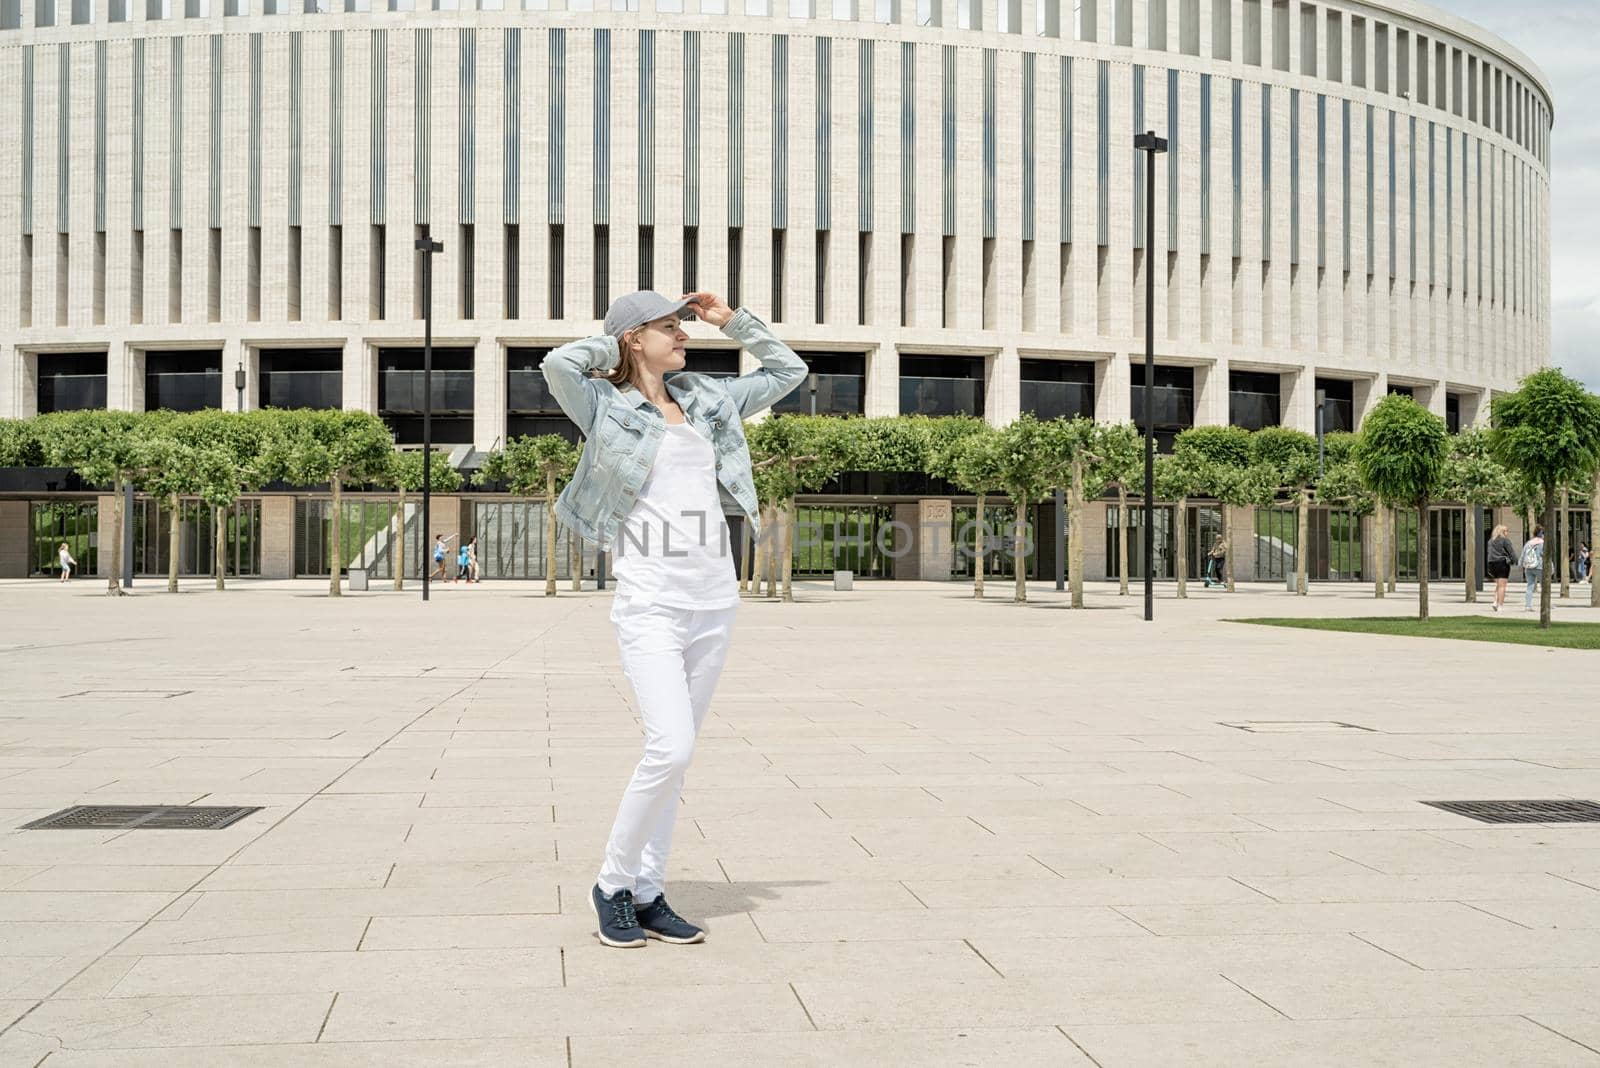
[1220,720,1374,733]
[1421,800,1600,824]
[21,805,261,831]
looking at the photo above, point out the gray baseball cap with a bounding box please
[603,291,693,339]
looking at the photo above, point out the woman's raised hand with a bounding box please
[681,291,736,329]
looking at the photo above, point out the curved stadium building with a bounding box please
[0,0,1557,583]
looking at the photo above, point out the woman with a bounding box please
[1521,525,1546,612]
[57,542,77,582]
[1486,524,1514,612]
[466,536,482,583]
[431,533,455,584]
[541,290,805,949]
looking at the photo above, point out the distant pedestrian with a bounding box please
[57,542,77,583]
[431,533,456,583]
[456,539,472,583]
[1520,525,1546,612]
[1581,543,1592,584]
[466,536,482,583]
[1204,535,1227,588]
[1486,524,1514,612]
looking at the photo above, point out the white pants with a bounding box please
[596,592,737,904]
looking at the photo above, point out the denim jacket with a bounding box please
[539,308,807,552]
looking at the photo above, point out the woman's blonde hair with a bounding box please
[601,328,646,390]
[1491,524,1509,539]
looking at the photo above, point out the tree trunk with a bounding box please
[973,493,986,599]
[214,503,227,591]
[1416,498,1430,621]
[1296,493,1310,596]
[1175,497,1188,599]
[1116,485,1129,595]
[1464,503,1478,604]
[1068,460,1086,609]
[1373,507,1386,598]
[571,532,582,592]
[106,479,126,596]
[394,489,407,591]
[1223,504,1236,592]
[328,479,342,597]
[167,494,181,593]
[545,471,558,597]
[1387,507,1398,592]
[780,497,796,603]
[1013,506,1027,604]
[1559,486,1570,599]
[1542,486,1557,629]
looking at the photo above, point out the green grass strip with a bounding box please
[1229,616,1600,651]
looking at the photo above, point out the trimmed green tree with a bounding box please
[137,422,203,593]
[269,410,395,597]
[1356,393,1450,620]
[1248,427,1320,595]
[1098,423,1144,596]
[0,418,47,467]
[1173,426,1253,591]
[1488,369,1600,628]
[991,415,1065,604]
[1057,418,1115,609]
[171,410,277,591]
[1154,450,1209,598]
[930,419,1006,599]
[475,435,581,597]
[382,449,464,590]
[39,410,168,596]
[744,414,859,602]
[1442,428,1519,604]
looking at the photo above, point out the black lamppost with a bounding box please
[415,233,443,602]
[1134,130,1168,623]
[234,363,246,411]
[808,371,818,417]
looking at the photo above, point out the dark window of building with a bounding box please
[1446,392,1461,434]
[666,350,739,386]
[145,350,223,412]
[259,349,343,410]
[1314,377,1354,434]
[1130,363,1194,452]
[507,346,580,443]
[1387,382,1414,398]
[1020,359,1095,421]
[899,354,986,417]
[37,352,108,413]
[1229,369,1281,430]
[377,346,474,445]
[771,351,867,416]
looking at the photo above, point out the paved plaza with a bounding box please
[1,578,1599,1066]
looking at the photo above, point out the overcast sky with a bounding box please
[1440,0,1599,391]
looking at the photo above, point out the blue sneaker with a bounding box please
[591,885,646,949]
[634,893,706,944]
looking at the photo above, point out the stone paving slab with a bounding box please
[0,577,1598,1064]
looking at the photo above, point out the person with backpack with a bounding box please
[1486,524,1515,612]
[1520,525,1545,612]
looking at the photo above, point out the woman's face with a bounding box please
[622,315,689,377]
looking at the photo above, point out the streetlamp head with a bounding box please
[1134,131,1169,154]
[413,237,444,254]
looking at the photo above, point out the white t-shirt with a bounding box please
[611,420,740,610]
